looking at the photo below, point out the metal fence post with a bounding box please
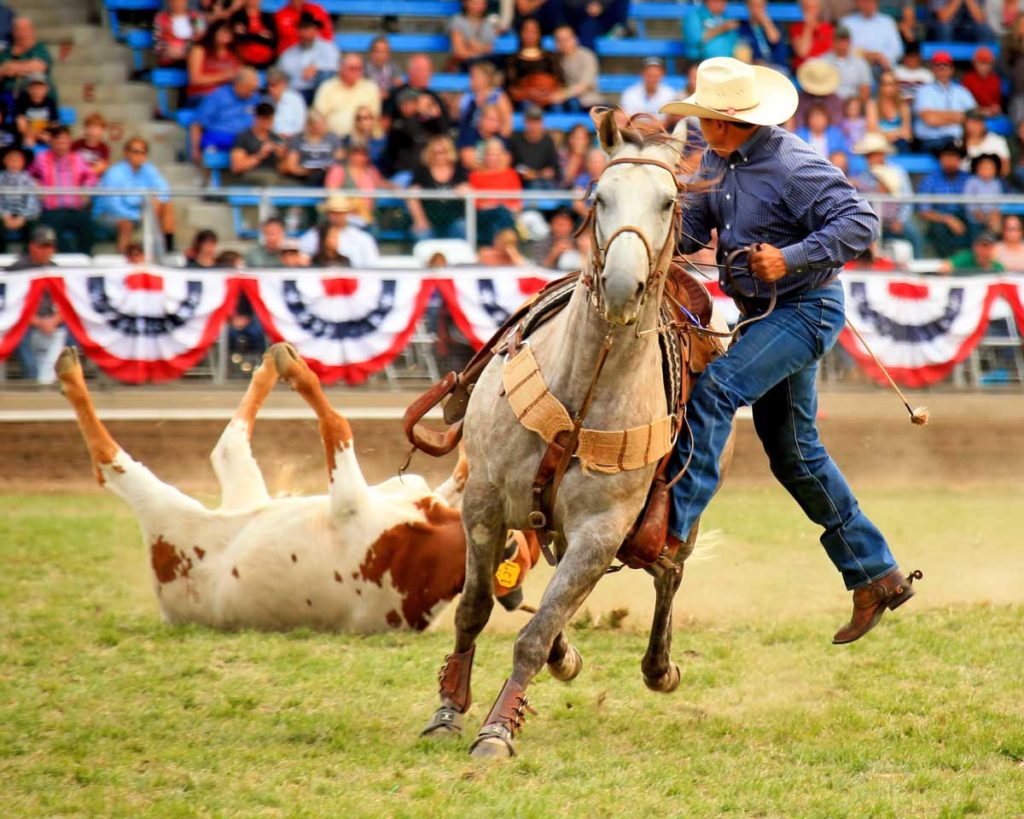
[464,192,477,250]
[142,194,155,264]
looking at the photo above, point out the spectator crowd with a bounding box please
[6,0,1024,380]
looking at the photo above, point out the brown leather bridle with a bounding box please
[581,155,686,325]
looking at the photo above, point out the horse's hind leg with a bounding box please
[56,348,119,486]
[421,481,505,739]
[641,523,697,693]
[470,517,621,758]
[210,350,279,510]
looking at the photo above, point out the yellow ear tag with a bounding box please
[495,560,521,589]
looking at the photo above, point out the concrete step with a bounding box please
[36,25,113,46]
[180,202,237,242]
[162,162,203,187]
[57,44,133,69]
[70,102,155,126]
[18,6,90,27]
[59,82,156,107]
[52,62,129,86]
[8,0,91,12]
[134,121,186,156]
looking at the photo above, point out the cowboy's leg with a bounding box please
[752,360,899,590]
[668,283,844,541]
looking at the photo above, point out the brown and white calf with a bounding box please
[56,343,535,633]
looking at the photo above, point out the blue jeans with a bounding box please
[668,282,898,590]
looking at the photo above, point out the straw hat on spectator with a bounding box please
[660,57,798,125]
[852,132,895,156]
[870,165,903,195]
[324,196,356,213]
[796,60,840,97]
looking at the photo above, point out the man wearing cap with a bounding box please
[509,106,560,189]
[297,196,378,265]
[913,52,977,152]
[620,57,678,117]
[917,140,972,256]
[14,72,57,148]
[8,225,63,384]
[274,0,332,55]
[275,12,340,102]
[961,47,1002,116]
[820,26,871,102]
[660,57,919,644]
[313,53,381,138]
[938,230,1005,274]
[839,0,903,71]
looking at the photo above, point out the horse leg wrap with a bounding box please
[438,645,475,712]
[470,678,535,757]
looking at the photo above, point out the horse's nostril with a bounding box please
[635,282,644,298]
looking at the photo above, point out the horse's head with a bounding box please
[590,109,688,327]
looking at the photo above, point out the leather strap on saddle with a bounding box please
[502,343,674,475]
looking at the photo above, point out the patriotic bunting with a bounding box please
[242,272,434,384]
[1,267,1022,387]
[43,268,238,384]
[0,271,46,360]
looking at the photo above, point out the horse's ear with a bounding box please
[670,117,688,150]
[595,108,621,155]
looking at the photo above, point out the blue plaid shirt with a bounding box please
[916,170,968,220]
[680,125,880,300]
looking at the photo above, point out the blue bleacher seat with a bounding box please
[154,67,188,117]
[203,149,229,186]
[104,0,161,41]
[512,112,593,132]
[889,154,939,174]
[987,115,1013,137]
[124,29,154,73]
[58,107,76,127]
[921,42,1000,62]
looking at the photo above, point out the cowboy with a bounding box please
[660,57,919,644]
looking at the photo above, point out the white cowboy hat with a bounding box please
[852,132,895,155]
[870,165,904,195]
[796,59,841,98]
[660,57,798,126]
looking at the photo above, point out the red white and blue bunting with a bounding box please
[47,269,239,384]
[1,267,1023,388]
[242,273,434,384]
[0,272,46,360]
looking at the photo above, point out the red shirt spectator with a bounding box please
[153,0,204,67]
[275,0,333,54]
[961,47,1002,115]
[789,0,833,68]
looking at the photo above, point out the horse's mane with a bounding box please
[618,112,687,153]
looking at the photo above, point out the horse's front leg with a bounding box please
[641,521,698,693]
[469,515,622,758]
[421,479,506,739]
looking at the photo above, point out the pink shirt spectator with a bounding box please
[30,150,98,209]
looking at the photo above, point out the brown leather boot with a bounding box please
[833,569,922,644]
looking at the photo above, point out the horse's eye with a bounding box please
[594,196,604,208]
[662,200,674,211]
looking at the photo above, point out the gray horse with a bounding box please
[422,111,734,758]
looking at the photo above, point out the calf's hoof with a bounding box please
[643,662,681,693]
[547,644,583,682]
[420,706,464,739]
[55,347,81,378]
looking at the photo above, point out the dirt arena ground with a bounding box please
[2,388,1022,629]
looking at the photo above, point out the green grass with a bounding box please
[2,492,1023,818]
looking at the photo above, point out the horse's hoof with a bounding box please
[643,662,681,693]
[54,347,80,378]
[421,706,463,739]
[469,736,515,759]
[547,644,583,682]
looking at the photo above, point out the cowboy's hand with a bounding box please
[750,244,788,283]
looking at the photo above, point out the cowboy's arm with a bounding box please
[678,186,713,255]
[777,158,880,274]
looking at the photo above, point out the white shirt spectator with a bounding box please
[963,131,1010,170]
[840,10,903,68]
[271,88,308,137]
[620,81,678,117]
[822,52,873,100]
[894,63,934,97]
[277,39,341,93]
[298,223,379,266]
